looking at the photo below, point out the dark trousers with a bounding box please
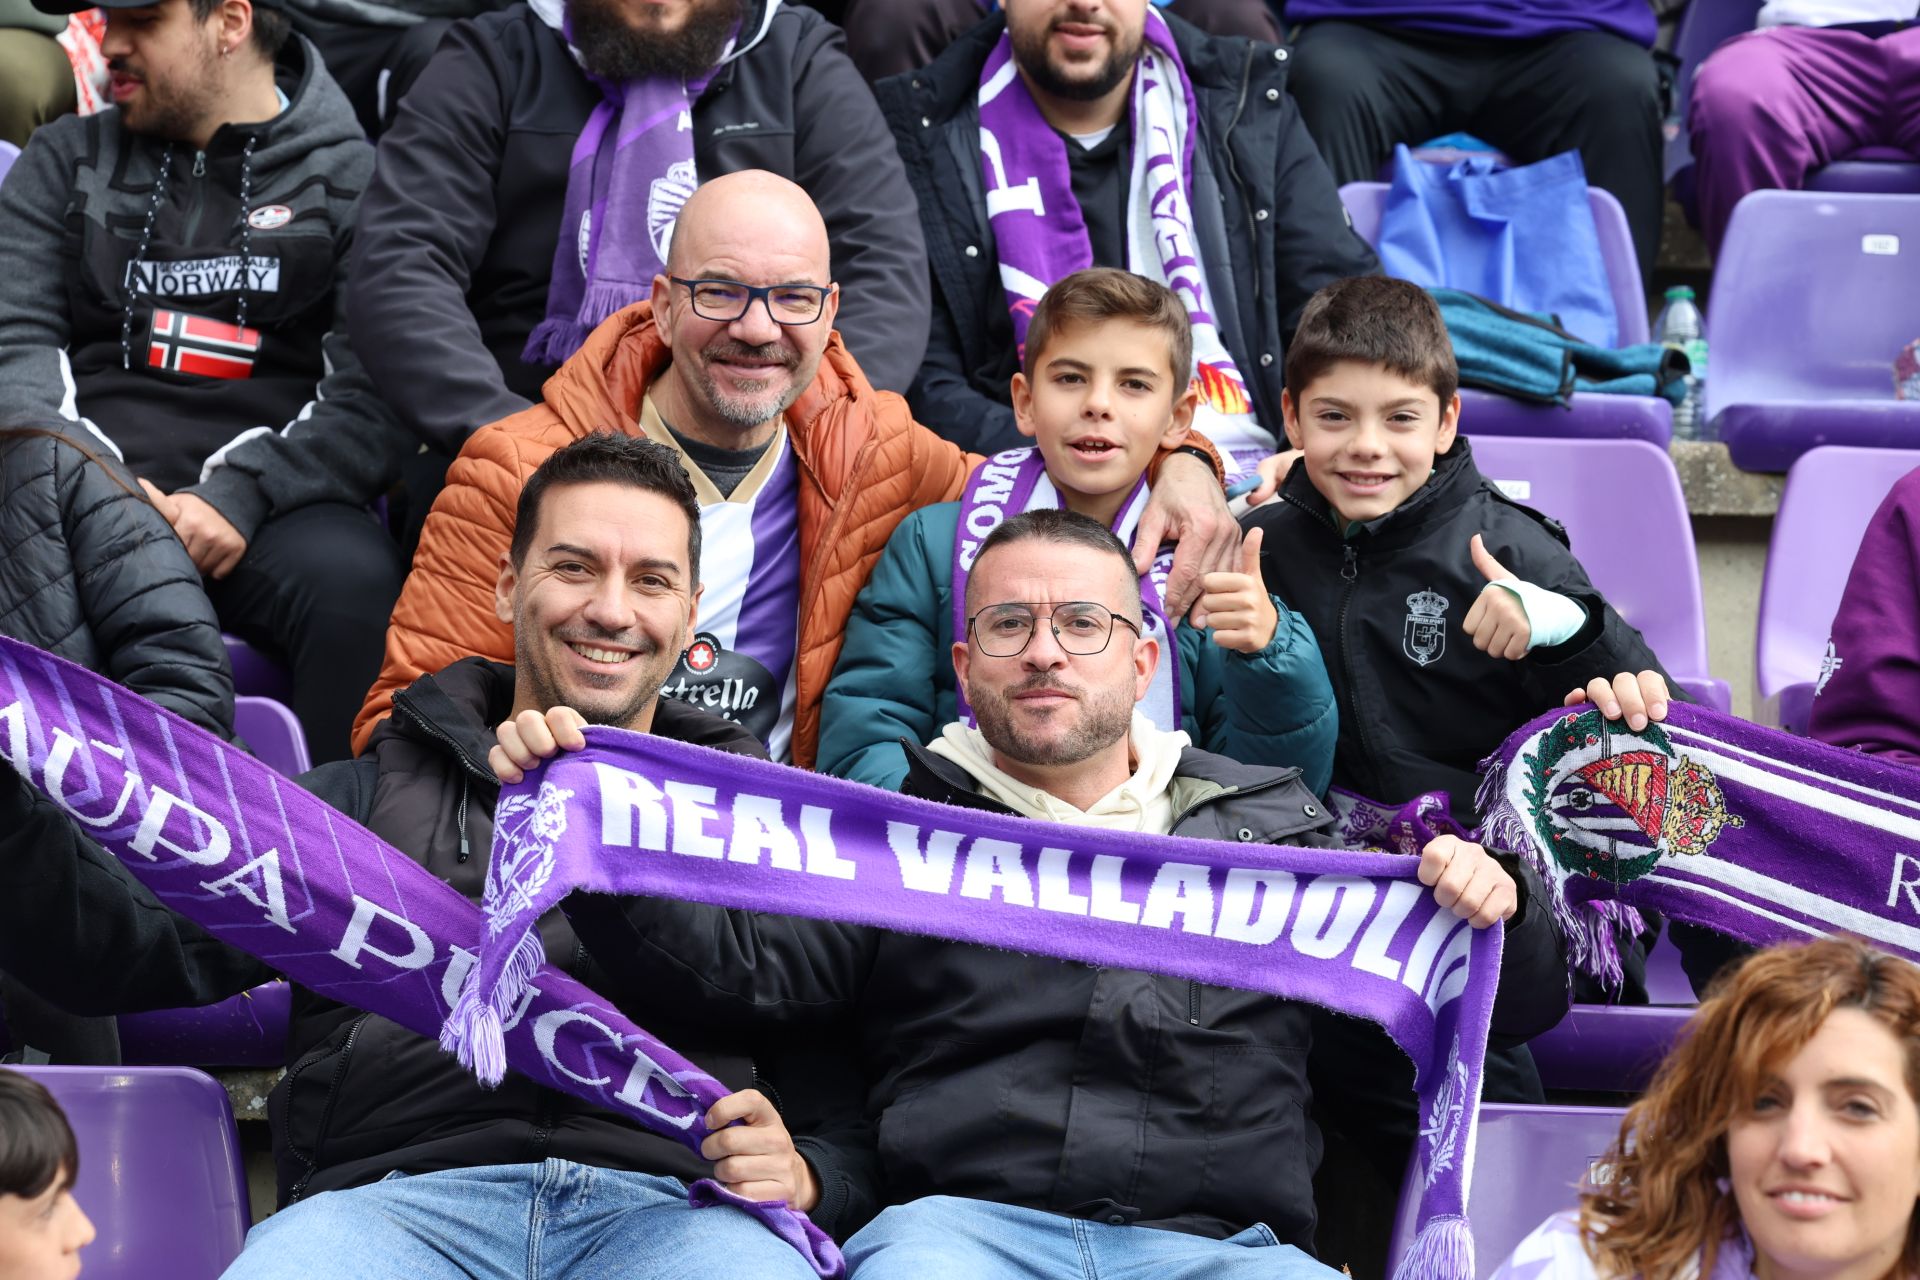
[207,503,404,766]
[288,11,452,137]
[836,0,1281,83]
[0,973,119,1065]
[1286,20,1665,281]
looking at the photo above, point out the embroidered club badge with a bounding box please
[1403,588,1448,667]
[1522,707,1744,886]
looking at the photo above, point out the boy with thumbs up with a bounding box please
[1242,275,1675,823]
[818,268,1338,793]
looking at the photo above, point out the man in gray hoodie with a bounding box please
[0,0,414,763]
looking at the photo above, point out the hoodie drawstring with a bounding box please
[120,144,173,370]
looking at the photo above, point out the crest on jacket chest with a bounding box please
[1403,588,1449,668]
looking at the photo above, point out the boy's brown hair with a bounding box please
[1022,268,1193,393]
[1284,276,1459,406]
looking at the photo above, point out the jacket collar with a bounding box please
[379,657,769,778]
[898,735,1284,812]
[538,300,878,456]
[1279,434,1486,548]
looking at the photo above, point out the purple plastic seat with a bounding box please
[5,1064,250,1280]
[1530,1004,1696,1092]
[1708,191,1920,473]
[222,632,292,701]
[1467,437,1731,711]
[118,980,290,1069]
[1387,1103,1629,1278]
[1808,146,1920,195]
[0,141,19,189]
[1756,446,1920,731]
[1643,934,1696,1006]
[1341,181,1671,447]
[235,694,311,776]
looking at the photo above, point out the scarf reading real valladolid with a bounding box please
[7,635,1920,1278]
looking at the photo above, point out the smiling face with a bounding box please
[1281,358,1460,526]
[1003,0,1146,104]
[100,0,225,143]
[0,1174,93,1280]
[496,480,701,731]
[1012,318,1193,526]
[649,173,839,451]
[1727,1007,1920,1280]
[952,538,1153,782]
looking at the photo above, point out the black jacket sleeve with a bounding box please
[1267,92,1381,343]
[346,21,532,456]
[60,442,236,739]
[907,287,1022,455]
[0,768,272,1014]
[1486,858,1571,1043]
[788,19,930,396]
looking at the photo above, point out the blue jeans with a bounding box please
[843,1197,1342,1279]
[220,1161,821,1280]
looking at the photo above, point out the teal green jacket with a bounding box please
[818,502,1339,793]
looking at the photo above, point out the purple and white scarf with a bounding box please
[521,0,763,366]
[1470,702,1920,987]
[0,633,1501,1279]
[950,447,1179,731]
[977,10,1270,470]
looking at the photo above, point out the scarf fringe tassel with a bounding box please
[440,930,545,1087]
[1475,759,1634,993]
[1391,1214,1474,1280]
[522,282,644,367]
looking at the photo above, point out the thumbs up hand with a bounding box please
[1196,526,1280,654]
[1461,533,1532,660]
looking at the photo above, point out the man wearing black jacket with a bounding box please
[876,0,1379,459]
[0,434,858,1277]
[346,0,930,466]
[512,510,1566,1277]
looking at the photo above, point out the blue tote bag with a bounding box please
[1377,144,1619,348]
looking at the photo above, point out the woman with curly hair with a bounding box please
[1491,936,1920,1280]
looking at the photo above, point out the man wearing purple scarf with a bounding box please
[502,509,1569,1278]
[1283,0,1665,280]
[342,0,929,471]
[0,434,863,1278]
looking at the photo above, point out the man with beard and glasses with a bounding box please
[494,507,1563,1278]
[875,0,1379,464]
[76,431,859,1275]
[355,170,1247,772]
[339,0,932,520]
[0,0,413,766]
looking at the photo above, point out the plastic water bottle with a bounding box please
[1655,285,1709,441]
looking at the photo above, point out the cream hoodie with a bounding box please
[928,713,1191,834]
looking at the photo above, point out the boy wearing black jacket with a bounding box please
[1241,276,1675,822]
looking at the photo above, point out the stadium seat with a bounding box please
[222,633,292,701]
[1388,1102,1629,1278]
[235,695,311,776]
[1529,1004,1695,1093]
[1755,446,1920,731]
[1342,181,1671,446]
[118,980,290,1069]
[1809,145,1920,196]
[1643,933,1696,1006]
[0,141,19,188]
[1467,436,1731,711]
[1707,191,1920,472]
[5,1064,250,1279]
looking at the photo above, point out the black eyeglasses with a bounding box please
[669,277,833,326]
[966,602,1142,658]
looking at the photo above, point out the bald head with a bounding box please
[666,171,831,282]
[648,170,841,451]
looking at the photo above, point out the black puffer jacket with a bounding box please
[1242,437,1676,819]
[271,659,871,1232]
[875,11,1379,454]
[0,430,231,737]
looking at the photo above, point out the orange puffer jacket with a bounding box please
[353,301,976,766]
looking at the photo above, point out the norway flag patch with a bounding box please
[147,309,261,379]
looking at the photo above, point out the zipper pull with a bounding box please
[192,150,207,178]
[1341,543,1358,583]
